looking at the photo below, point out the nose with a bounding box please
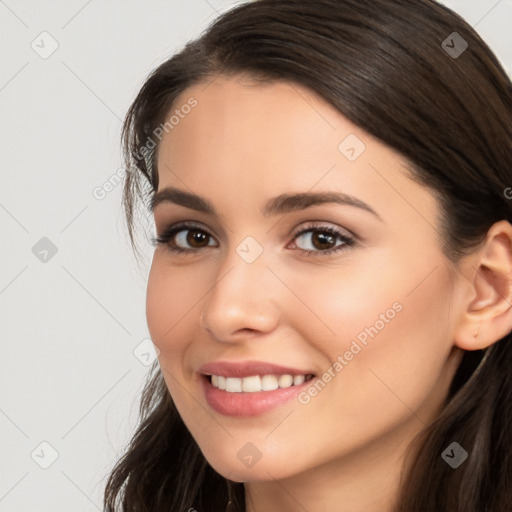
[199,249,281,343]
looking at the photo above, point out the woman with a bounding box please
[104,0,512,510]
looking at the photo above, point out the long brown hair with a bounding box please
[103,0,512,510]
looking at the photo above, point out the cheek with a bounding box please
[145,257,205,362]
[305,260,453,420]
[263,262,455,474]
[287,253,454,417]
[275,253,405,352]
[288,249,452,360]
[145,260,207,426]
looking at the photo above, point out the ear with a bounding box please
[454,220,512,351]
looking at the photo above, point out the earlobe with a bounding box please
[454,220,512,351]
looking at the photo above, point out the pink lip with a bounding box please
[198,360,313,378]
[198,360,315,417]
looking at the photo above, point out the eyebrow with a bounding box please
[149,186,382,220]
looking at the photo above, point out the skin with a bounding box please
[146,74,512,512]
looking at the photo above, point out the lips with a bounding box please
[199,360,316,417]
[199,360,315,378]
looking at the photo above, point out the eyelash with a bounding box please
[150,221,356,257]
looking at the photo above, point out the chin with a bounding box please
[198,442,308,483]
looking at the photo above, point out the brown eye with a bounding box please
[291,225,355,255]
[174,228,214,249]
[152,223,218,254]
[310,231,336,250]
[185,229,210,248]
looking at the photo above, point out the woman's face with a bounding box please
[147,74,465,482]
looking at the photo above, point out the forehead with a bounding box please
[157,74,387,177]
[155,74,438,230]
[172,74,341,132]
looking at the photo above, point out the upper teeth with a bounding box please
[211,374,309,392]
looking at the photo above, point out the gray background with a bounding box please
[1,1,511,510]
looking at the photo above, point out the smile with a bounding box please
[210,373,314,392]
[199,360,317,416]
[202,375,315,417]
